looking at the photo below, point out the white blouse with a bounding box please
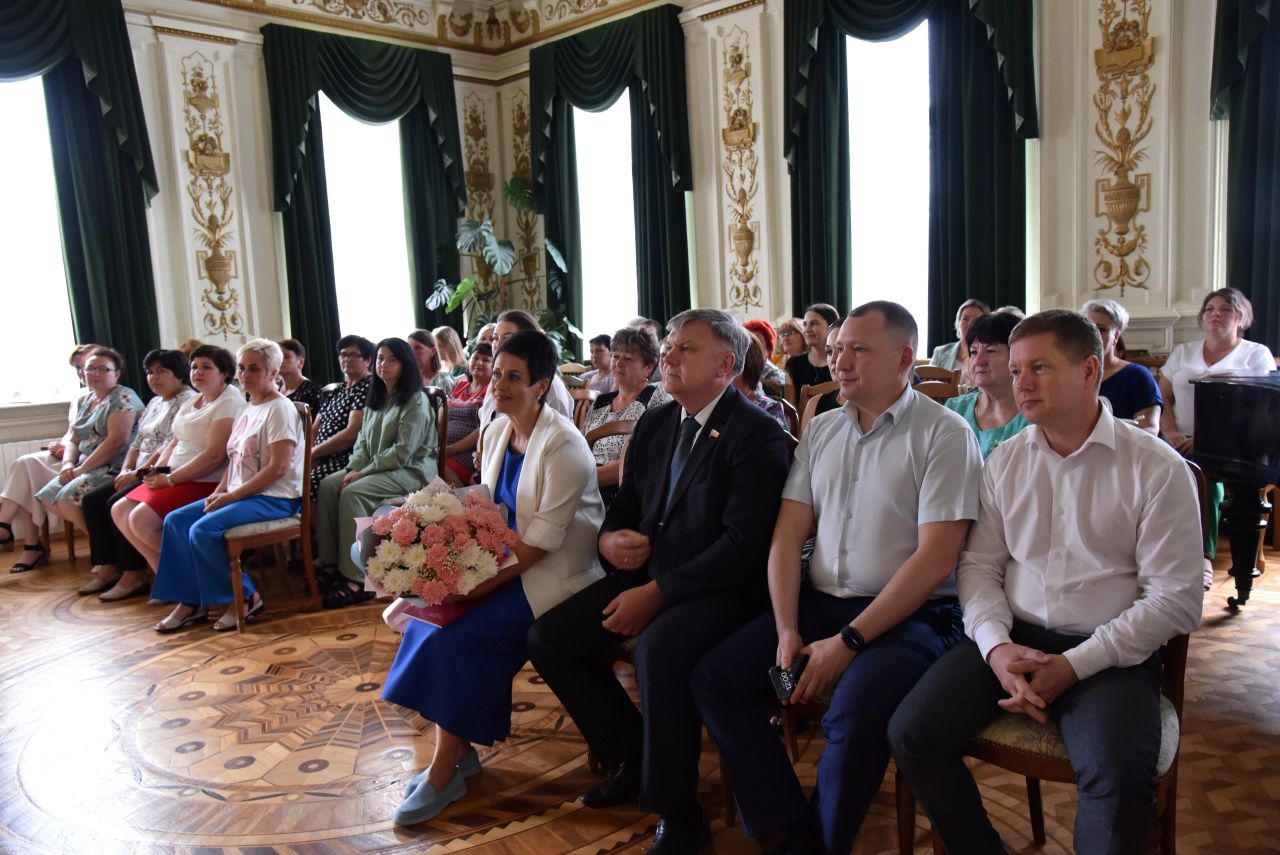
[168,385,247,482]
[1161,339,1275,434]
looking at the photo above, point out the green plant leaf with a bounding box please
[456,219,493,253]
[502,176,536,212]
[446,277,475,313]
[485,238,516,277]
[544,238,567,272]
[425,277,452,310]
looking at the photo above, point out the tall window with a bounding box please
[847,23,931,350]
[318,93,415,343]
[0,78,79,405]
[575,96,639,342]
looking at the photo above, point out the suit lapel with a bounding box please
[662,387,738,520]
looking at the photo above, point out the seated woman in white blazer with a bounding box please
[382,329,605,826]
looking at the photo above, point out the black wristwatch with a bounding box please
[839,624,866,653]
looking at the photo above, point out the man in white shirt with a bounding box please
[692,302,983,855]
[889,309,1204,855]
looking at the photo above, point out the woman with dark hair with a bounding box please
[385,330,604,825]
[733,329,788,430]
[475,310,575,426]
[408,329,457,393]
[944,311,1028,458]
[277,339,325,412]
[316,337,436,609]
[78,350,197,598]
[17,348,144,572]
[308,335,376,503]
[785,303,840,394]
[1159,287,1275,588]
[443,342,494,485]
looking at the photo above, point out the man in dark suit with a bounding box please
[528,308,790,854]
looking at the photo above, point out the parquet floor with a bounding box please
[0,538,1276,854]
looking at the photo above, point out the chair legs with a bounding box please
[895,768,916,855]
[40,518,77,565]
[1026,776,1046,845]
[228,547,247,634]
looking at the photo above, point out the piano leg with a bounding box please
[1222,481,1270,609]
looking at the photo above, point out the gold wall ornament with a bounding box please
[721,27,761,309]
[293,0,433,28]
[182,53,244,338]
[510,88,543,310]
[1091,0,1155,295]
[543,0,606,23]
[461,93,501,315]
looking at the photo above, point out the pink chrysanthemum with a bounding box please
[391,517,419,547]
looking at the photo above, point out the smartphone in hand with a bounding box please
[768,654,810,701]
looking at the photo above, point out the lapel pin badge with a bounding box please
[709,429,720,439]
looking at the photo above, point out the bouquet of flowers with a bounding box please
[356,479,518,607]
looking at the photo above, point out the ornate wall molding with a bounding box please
[721,26,761,309]
[510,86,543,311]
[461,91,501,315]
[182,52,244,338]
[1091,0,1155,296]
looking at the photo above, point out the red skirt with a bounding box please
[125,481,218,517]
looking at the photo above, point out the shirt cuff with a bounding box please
[971,620,1012,663]
[1062,636,1113,683]
[521,517,566,553]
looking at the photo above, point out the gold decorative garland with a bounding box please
[721,27,761,309]
[510,88,544,310]
[182,53,244,338]
[462,92,500,315]
[1091,0,1155,295]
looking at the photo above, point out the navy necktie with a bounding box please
[666,415,700,510]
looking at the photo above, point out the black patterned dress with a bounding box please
[308,375,372,503]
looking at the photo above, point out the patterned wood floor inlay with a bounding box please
[0,537,1277,854]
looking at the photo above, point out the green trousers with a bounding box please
[316,468,427,581]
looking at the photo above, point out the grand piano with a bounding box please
[1191,371,1280,608]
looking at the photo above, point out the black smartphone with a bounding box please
[768,654,810,701]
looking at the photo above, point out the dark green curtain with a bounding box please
[927,0,1035,350]
[262,24,466,381]
[784,0,1038,344]
[531,4,692,352]
[1,0,160,389]
[1211,0,1280,351]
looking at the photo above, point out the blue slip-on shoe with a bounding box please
[402,747,481,797]
[394,770,467,826]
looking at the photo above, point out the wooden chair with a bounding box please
[779,398,801,437]
[37,444,77,564]
[912,380,960,403]
[223,402,322,632]
[559,361,589,376]
[561,374,587,389]
[569,388,599,430]
[797,380,839,418]
[423,387,450,481]
[584,419,637,451]
[915,365,960,383]
[902,459,1209,855]
[800,388,843,436]
[784,374,796,408]
[761,377,783,401]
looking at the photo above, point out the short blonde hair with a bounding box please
[237,338,283,373]
[432,326,468,369]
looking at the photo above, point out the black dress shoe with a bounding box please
[580,761,641,808]
[645,814,710,855]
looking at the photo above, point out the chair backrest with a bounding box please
[422,387,449,479]
[915,365,960,383]
[913,380,960,403]
[295,402,315,531]
[761,377,783,401]
[783,374,796,407]
[799,387,843,436]
[1159,458,1208,719]
[569,387,599,429]
[798,380,839,416]
[783,430,799,461]
[561,373,587,389]
[585,418,637,449]
[779,397,800,436]
[559,361,589,376]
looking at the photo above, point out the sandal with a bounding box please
[213,594,265,632]
[10,542,48,573]
[154,605,208,633]
[0,522,13,553]
[322,579,375,610]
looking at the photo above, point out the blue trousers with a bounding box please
[692,587,963,853]
[888,622,1162,855]
[152,496,300,607]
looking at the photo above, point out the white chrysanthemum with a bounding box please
[381,566,416,595]
[458,543,486,571]
[437,493,464,515]
[401,543,427,570]
[419,503,449,524]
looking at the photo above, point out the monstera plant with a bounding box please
[428,177,582,358]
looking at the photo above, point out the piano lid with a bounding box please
[1191,370,1280,486]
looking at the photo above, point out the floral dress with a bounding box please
[35,385,143,505]
[308,375,372,503]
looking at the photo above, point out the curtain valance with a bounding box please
[0,0,158,199]
[262,24,465,216]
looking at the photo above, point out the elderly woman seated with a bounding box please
[443,342,494,486]
[315,337,436,609]
[150,339,305,633]
[944,311,1028,458]
[1081,298,1161,433]
[733,332,789,431]
[78,349,197,598]
[11,348,144,573]
[308,335,375,503]
[580,327,670,503]
[110,345,245,600]
[384,329,604,825]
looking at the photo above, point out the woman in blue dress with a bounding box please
[384,330,605,825]
[944,312,1029,459]
[1081,298,1162,434]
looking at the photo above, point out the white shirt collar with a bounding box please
[1024,400,1116,458]
[684,384,730,428]
[841,382,914,437]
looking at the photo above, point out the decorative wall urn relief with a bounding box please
[1091,0,1155,295]
[182,53,244,338]
[510,88,544,310]
[721,27,761,309]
